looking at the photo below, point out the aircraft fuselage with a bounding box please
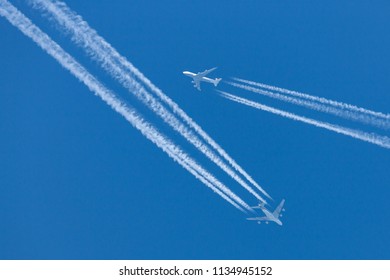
[183,71,218,84]
[261,208,283,226]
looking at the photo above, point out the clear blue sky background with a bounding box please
[1,0,390,259]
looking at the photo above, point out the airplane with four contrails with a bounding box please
[247,199,285,226]
[183,67,222,91]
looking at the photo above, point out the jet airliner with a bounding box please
[247,199,285,226]
[183,67,222,91]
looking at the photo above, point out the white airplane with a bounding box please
[183,67,222,91]
[247,199,285,226]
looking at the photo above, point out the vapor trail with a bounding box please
[232,77,390,130]
[0,0,253,213]
[219,90,390,149]
[30,0,271,201]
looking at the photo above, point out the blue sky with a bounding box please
[1,0,390,259]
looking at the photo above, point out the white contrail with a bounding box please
[228,81,390,130]
[232,77,390,129]
[219,90,390,149]
[30,0,271,201]
[0,0,253,213]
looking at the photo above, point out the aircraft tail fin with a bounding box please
[273,199,285,219]
[213,78,222,87]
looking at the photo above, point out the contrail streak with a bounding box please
[0,0,253,213]
[30,0,271,201]
[219,90,390,149]
[232,77,390,130]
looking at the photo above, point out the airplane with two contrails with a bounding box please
[183,67,222,91]
[247,199,285,226]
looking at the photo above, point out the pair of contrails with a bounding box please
[0,0,275,219]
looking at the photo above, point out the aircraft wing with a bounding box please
[197,67,217,77]
[246,217,268,221]
[194,79,201,91]
[273,199,285,218]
